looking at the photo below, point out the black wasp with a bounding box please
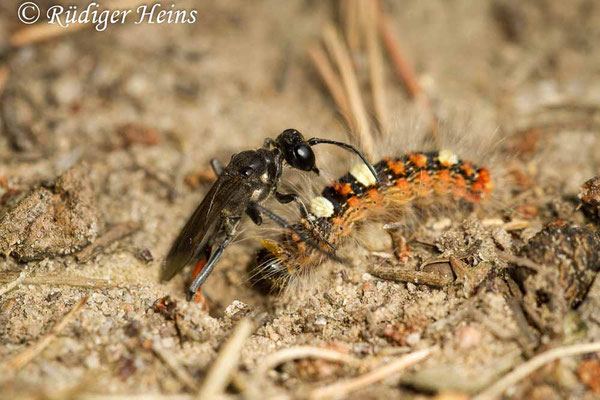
[162,129,379,300]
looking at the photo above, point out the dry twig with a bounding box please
[308,45,352,123]
[0,296,88,372]
[369,264,453,287]
[323,24,374,158]
[363,0,388,133]
[81,393,235,400]
[309,347,433,400]
[256,346,360,379]
[150,340,198,392]
[376,5,439,145]
[474,342,600,400]
[77,221,141,262]
[81,395,195,400]
[10,0,160,47]
[0,269,29,297]
[341,0,361,52]
[199,318,254,398]
[10,22,90,47]
[496,251,542,273]
[0,66,9,96]
[0,272,121,289]
[377,10,421,100]
[247,346,360,399]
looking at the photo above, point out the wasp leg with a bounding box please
[188,247,217,308]
[187,241,228,301]
[210,159,224,176]
[186,217,239,301]
[263,137,276,148]
[189,258,210,308]
[247,205,263,225]
[275,191,336,251]
[249,202,342,263]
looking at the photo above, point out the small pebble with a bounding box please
[432,217,452,231]
[456,325,481,349]
[224,300,249,317]
[84,352,100,369]
[405,332,421,346]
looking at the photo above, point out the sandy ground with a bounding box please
[1,0,600,399]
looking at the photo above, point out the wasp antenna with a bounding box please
[307,137,380,186]
[250,202,342,263]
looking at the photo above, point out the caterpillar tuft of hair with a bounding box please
[250,150,493,291]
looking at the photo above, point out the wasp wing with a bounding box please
[162,174,250,281]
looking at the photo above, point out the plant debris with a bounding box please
[0,163,103,261]
[511,222,600,336]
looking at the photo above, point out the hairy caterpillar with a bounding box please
[251,150,493,290]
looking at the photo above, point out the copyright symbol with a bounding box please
[18,2,40,24]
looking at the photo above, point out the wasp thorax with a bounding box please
[231,150,269,179]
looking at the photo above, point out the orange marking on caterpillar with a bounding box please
[451,174,467,199]
[394,178,413,202]
[409,152,428,168]
[331,216,352,237]
[414,170,433,196]
[434,169,452,195]
[387,159,406,176]
[347,196,362,209]
[460,162,475,177]
[366,188,384,204]
[395,177,411,190]
[334,182,354,196]
[476,168,493,194]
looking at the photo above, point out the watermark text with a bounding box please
[18,2,197,31]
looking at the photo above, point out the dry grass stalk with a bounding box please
[323,24,374,158]
[376,6,440,146]
[77,221,141,262]
[10,0,161,47]
[81,395,195,400]
[369,264,453,287]
[0,65,10,96]
[496,251,542,273]
[474,342,600,400]
[377,10,421,100]
[10,22,90,47]
[341,0,361,52]
[308,45,352,124]
[150,340,198,392]
[248,345,360,400]
[0,269,29,297]
[0,272,120,289]
[256,346,360,380]
[0,296,88,372]
[309,347,433,400]
[363,0,388,133]
[199,318,254,398]
[80,393,235,400]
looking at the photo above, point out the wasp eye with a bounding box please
[290,144,315,171]
[240,167,254,177]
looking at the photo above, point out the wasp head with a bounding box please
[276,129,319,174]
